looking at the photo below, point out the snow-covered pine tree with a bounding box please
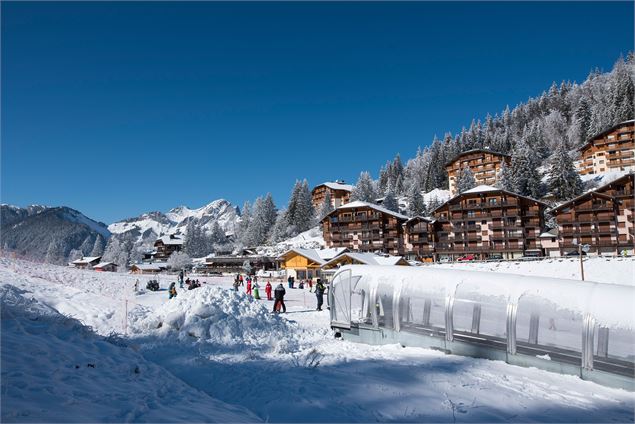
[318,191,335,220]
[495,161,514,191]
[184,222,211,257]
[456,166,476,193]
[167,251,192,270]
[68,249,83,262]
[547,143,584,201]
[509,136,544,199]
[351,171,377,202]
[407,184,425,217]
[209,221,227,247]
[90,234,106,257]
[269,211,290,243]
[382,183,400,213]
[247,194,278,246]
[237,201,252,247]
[426,195,444,215]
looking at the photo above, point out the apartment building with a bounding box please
[403,216,436,261]
[321,201,408,256]
[432,185,546,260]
[311,181,354,210]
[445,149,511,195]
[577,120,635,176]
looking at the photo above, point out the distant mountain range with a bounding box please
[0,205,110,265]
[1,200,241,265]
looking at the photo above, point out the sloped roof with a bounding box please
[431,186,548,215]
[313,182,354,192]
[463,185,500,194]
[278,248,347,265]
[92,262,115,269]
[404,216,435,225]
[321,252,408,268]
[445,149,511,167]
[72,256,101,265]
[549,191,620,213]
[326,201,409,220]
[579,119,635,151]
[156,235,184,245]
[131,263,169,271]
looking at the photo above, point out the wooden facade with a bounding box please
[445,149,511,195]
[432,187,546,260]
[311,181,353,210]
[154,235,184,260]
[198,255,278,275]
[322,201,408,256]
[403,216,436,260]
[595,173,635,251]
[550,192,622,255]
[577,120,635,176]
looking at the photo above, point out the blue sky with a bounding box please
[2,1,633,224]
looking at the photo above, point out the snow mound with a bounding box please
[132,286,296,351]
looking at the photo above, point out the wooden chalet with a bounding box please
[321,201,408,255]
[311,181,354,210]
[445,149,511,196]
[278,248,346,280]
[71,256,102,269]
[432,185,546,260]
[320,252,409,270]
[130,263,169,274]
[154,234,184,260]
[93,262,117,272]
[577,120,635,176]
[198,255,278,275]
[594,173,634,251]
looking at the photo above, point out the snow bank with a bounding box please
[131,286,296,351]
[0,285,259,423]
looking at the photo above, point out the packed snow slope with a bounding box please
[1,257,634,422]
[430,256,635,286]
[0,284,258,423]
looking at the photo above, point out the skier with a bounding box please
[287,275,293,289]
[134,279,139,292]
[179,270,184,288]
[239,274,244,286]
[169,282,177,299]
[253,281,260,300]
[246,278,252,296]
[308,278,313,293]
[265,281,273,301]
[315,279,326,311]
[273,283,286,313]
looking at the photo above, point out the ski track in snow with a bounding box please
[1,257,634,422]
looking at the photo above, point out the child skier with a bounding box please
[265,281,273,301]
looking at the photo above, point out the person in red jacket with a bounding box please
[246,278,252,296]
[265,281,273,301]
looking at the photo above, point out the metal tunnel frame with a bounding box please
[329,266,635,391]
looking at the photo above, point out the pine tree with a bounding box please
[318,191,335,219]
[351,171,377,202]
[547,143,584,201]
[184,222,211,257]
[456,166,476,193]
[575,98,592,144]
[209,222,227,246]
[90,234,105,257]
[495,161,514,191]
[382,191,399,213]
[269,211,290,243]
[167,251,192,269]
[509,136,544,198]
[407,185,425,217]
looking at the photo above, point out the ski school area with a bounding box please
[1,256,634,423]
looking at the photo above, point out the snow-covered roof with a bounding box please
[279,248,346,265]
[316,182,354,192]
[330,201,409,220]
[538,229,558,238]
[157,235,184,245]
[445,148,511,166]
[333,265,635,330]
[131,263,169,271]
[92,262,115,269]
[322,252,407,268]
[463,185,500,194]
[71,256,101,265]
[404,216,435,225]
[579,119,635,151]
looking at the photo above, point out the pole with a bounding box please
[124,299,128,335]
[579,244,585,281]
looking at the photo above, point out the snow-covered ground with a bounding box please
[428,256,635,287]
[2,257,634,422]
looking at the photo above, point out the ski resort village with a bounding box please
[2,2,635,423]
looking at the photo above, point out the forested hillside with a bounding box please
[359,55,634,208]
